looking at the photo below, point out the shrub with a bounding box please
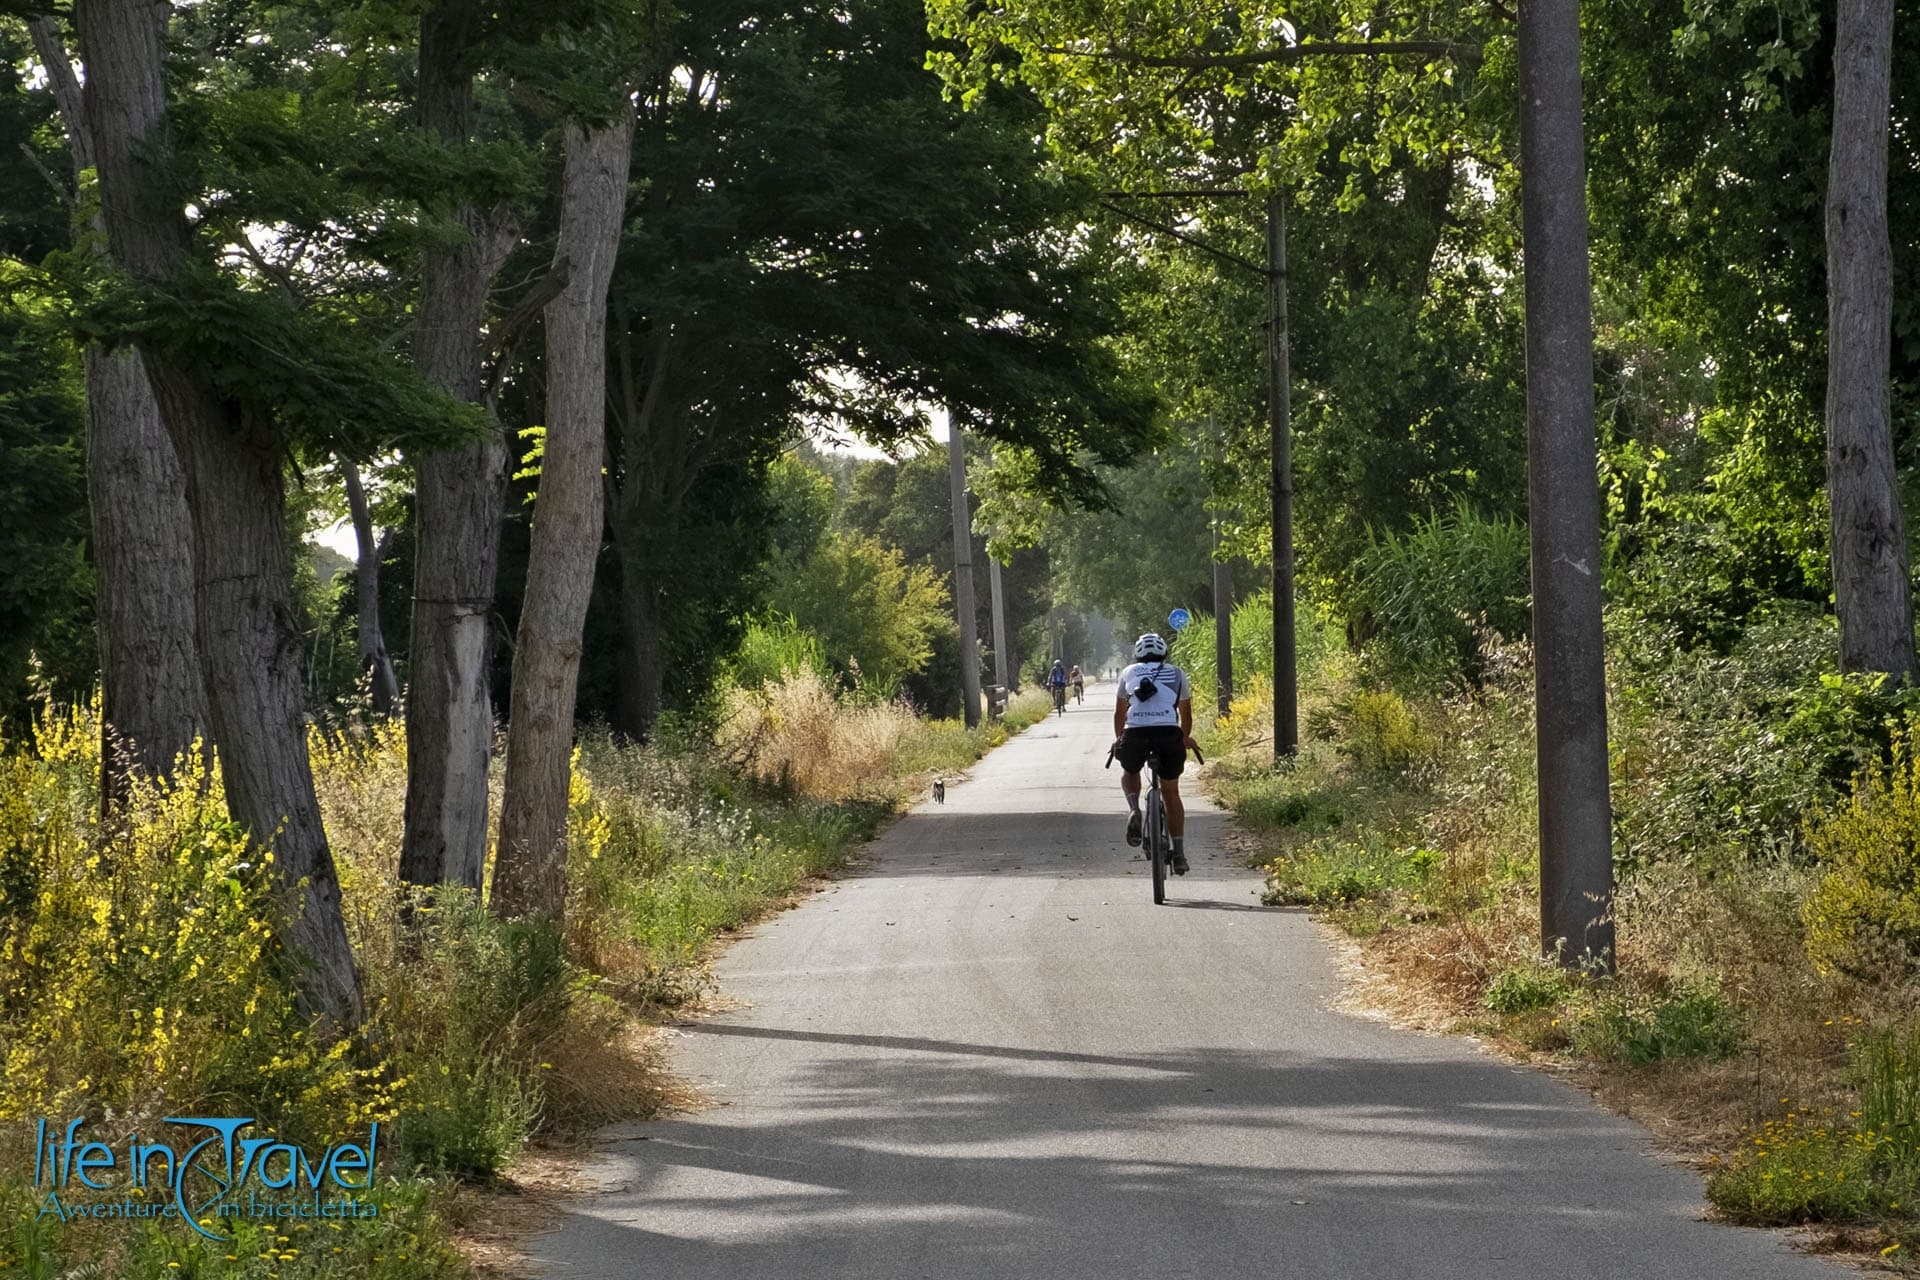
[729,614,829,690]
[1803,732,1920,979]
[1171,594,1338,712]
[1483,962,1572,1014]
[1263,839,1434,907]
[0,712,387,1145]
[1706,1111,1885,1225]
[0,1175,469,1280]
[763,532,950,697]
[372,897,576,1179]
[1350,503,1531,687]
[1337,690,1435,773]
[1569,984,1745,1063]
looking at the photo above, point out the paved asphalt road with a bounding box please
[532,687,1838,1279]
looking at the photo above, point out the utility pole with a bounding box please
[947,422,982,728]
[1267,193,1298,759]
[1518,0,1614,970]
[989,554,1010,692]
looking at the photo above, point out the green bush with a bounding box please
[1263,838,1433,907]
[1350,503,1531,687]
[1609,605,1856,870]
[728,614,828,689]
[378,899,577,1179]
[0,1176,467,1280]
[1706,1112,1885,1225]
[1337,690,1435,773]
[1570,985,1745,1063]
[1803,733,1920,979]
[1483,962,1572,1014]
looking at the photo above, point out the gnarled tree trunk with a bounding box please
[1826,0,1913,677]
[398,0,517,893]
[73,0,361,1026]
[494,115,635,921]
[28,17,205,798]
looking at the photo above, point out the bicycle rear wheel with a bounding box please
[1146,784,1166,905]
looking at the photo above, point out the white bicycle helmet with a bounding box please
[1134,632,1168,660]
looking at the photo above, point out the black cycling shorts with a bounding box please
[1115,726,1187,779]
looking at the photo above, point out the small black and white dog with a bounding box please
[931,779,946,803]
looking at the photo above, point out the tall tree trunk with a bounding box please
[494,116,635,921]
[341,460,401,715]
[613,565,665,742]
[72,0,361,1026]
[1826,0,1913,677]
[27,17,205,797]
[608,333,677,743]
[398,0,517,893]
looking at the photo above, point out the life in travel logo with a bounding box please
[30,1117,382,1241]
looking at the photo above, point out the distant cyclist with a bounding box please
[1068,663,1084,703]
[1048,659,1069,711]
[1113,633,1196,874]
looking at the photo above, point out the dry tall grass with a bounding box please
[715,669,1043,801]
[716,669,917,799]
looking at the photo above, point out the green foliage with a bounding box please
[728,615,829,690]
[1705,1034,1920,1227]
[1858,1025,1920,1178]
[377,898,574,1179]
[568,732,904,1005]
[1334,690,1436,774]
[0,270,92,720]
[766,532,952,698]
[1,1176,466,1280]
[0,21,71,266]
[1351,503,1531,687]
[1262,836,1435,907]
[1803,734,1920,979]
[1706,1112,1887,1225]
[1483,963,1573,1015]
[1607,607,1898,870]
[75,259,488,460]
[1569,985,1745,1064]
[0,714,390,1144]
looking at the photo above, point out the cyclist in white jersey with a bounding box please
[1112,632,1196,874]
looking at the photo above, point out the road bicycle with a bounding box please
[1107,739,1203,905]
[1052,684,1068,716]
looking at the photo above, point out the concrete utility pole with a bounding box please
[1518,0,1615,970]
[947,423,982,728]
[1267,193,1298,759]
